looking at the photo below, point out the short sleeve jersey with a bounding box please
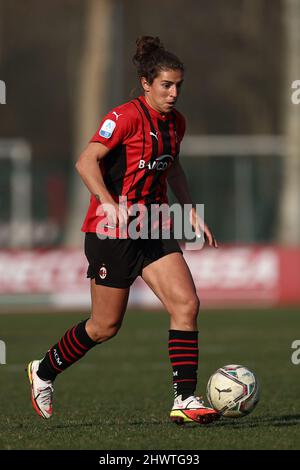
[81,95,186,233]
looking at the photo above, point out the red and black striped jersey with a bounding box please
[81,95,186,234]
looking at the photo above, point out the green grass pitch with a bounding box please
[0,307,300,450]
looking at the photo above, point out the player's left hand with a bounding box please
[189,207,218,248]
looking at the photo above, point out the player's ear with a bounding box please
[141,77,150,93]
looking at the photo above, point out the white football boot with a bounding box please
[27,360,53,419]
[170,395,220,425]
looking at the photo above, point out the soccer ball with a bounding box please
[207,364,259,418]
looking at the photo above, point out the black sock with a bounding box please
[168,329,198,400]
[37,319,98,381]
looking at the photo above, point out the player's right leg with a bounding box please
[27,281,129,419]
[27,234,141,419]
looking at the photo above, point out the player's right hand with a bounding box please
[103,200,128,229]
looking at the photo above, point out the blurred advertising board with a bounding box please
[0,247,299,309]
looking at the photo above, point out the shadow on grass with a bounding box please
[210,414,300,429]
[45,420,166,431]
[6,414,300,432]
[32,414,300,431]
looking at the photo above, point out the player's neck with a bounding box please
[143,94,167,116]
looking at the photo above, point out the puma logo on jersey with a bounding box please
[112,111,122,121]
[150,131,158,141]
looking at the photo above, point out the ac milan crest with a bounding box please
[99,265,107,279]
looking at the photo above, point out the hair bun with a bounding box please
[134,36,164,63]
[132,35,184,85]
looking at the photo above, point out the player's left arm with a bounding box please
[167,159,218,247]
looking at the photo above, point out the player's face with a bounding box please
[142,69,184,114]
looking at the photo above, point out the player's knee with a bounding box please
[98,324,120,342]
[88,319,122,343]
[184,294,200,321]
[192,294,200,316]
[170,294,200,328]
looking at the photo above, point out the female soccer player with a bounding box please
[27,36,219,425]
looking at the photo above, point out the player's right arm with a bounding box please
[75,142,126,227]
[76,103,136,227]
[75,142,113,204]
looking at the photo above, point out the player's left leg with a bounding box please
[141,252,220,425]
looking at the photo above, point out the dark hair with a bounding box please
[133,36,184,85]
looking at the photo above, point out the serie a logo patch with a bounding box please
[99,119,116,139]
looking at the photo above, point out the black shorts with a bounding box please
[84,232,183,288]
